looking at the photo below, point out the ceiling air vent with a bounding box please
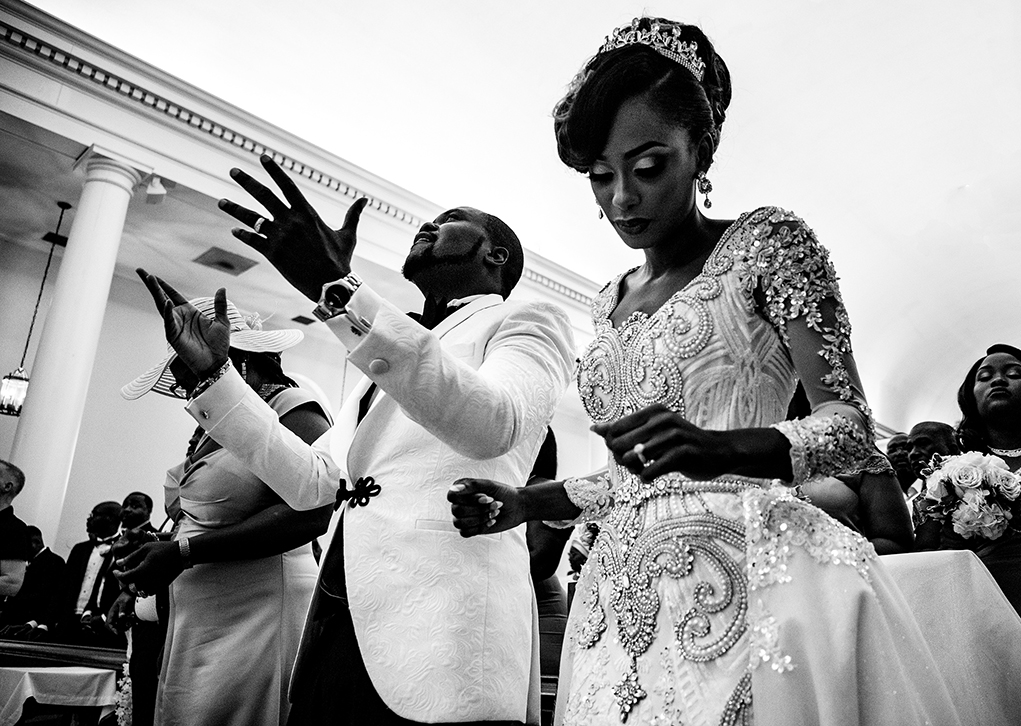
[192,247,259,276]
[291,315,315,325]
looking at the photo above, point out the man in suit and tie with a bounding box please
[120,491,156,533]
[58,501,125,647]
[126,156,575,725]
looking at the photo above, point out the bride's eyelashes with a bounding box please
[634,158,665,179]
[587,157,667,185]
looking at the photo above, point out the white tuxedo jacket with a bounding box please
[187,290,575,723]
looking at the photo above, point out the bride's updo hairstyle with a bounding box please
[957,343,1021,453]
[554,17,731,173]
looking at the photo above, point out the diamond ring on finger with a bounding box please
[633,442,651,467]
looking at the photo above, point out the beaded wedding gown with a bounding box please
[556,207,962,725]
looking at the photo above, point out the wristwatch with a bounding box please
[313,272,363,322]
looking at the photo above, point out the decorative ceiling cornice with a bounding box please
[0,13,597,311]
[0,17,424,228]
[523,268,593,307]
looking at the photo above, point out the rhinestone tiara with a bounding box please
[599,18,706,82]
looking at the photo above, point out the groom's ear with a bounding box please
[484,245,509,268]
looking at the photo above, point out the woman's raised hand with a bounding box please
[136,269,230,378]
[218,154,368,301]
[448,478,521,537]
[592,403,733,481]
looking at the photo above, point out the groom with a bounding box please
[138,155,575,725]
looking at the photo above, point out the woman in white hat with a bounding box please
[116,296,332,726]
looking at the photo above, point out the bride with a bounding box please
[450,17,966,725]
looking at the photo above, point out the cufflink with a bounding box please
[368,359,390,375]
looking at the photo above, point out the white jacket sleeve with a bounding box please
[185,366,343,510]
[338,291,577,460]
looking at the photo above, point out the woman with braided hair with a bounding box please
[450,17,974,725]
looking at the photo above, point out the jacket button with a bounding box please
[368,359,390,375]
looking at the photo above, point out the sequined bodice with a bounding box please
[579,209,798,436]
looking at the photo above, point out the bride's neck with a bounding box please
[643,207,716,277]
[984,422,1021,449]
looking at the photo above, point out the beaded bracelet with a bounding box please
[188,359,232,401]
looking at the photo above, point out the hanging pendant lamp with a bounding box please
[1,201,71,416]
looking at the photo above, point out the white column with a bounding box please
[12,153,143,543]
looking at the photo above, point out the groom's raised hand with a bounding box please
[218,154,369,301]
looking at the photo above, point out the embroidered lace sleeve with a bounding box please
[772,414,874,485]
[737,207,879,482]
[543,471,613,528]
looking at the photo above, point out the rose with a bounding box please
[943,450,987,486]
[952,501,1011,540]
[949,464,984,492]
[931,459,965,495]
[987,467,1021,500]
[924,459,953,500]
[924,473,950,502]
[925,452,1001,500]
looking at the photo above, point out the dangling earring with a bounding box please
[239,355,248,384]
[597,205,604,220]
[696,171,713,209]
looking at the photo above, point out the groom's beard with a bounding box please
[401,238,484,283]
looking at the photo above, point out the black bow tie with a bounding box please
[417,299,467,330]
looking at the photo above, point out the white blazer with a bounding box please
[187,290,576,723]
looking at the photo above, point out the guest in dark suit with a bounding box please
[0,459,29,605]
[56,501,125,648]
[0,526,67,639]
[120,492,156,533]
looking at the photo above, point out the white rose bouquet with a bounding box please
[924,451,1021,540]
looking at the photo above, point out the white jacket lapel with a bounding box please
[330,374,375,471]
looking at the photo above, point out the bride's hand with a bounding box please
[592,403,732,481]
[448,478,520,537]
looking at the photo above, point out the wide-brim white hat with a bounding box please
[121,296,303,401]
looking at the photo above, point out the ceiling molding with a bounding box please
[0,16,424,228]
[522,268,593,308]
[0,5,600,316]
